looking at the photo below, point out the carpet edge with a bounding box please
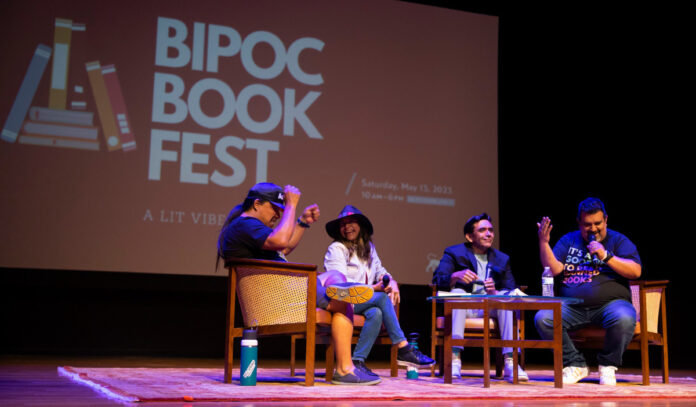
[58,366,140,403]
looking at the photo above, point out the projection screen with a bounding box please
[0,0,498,285]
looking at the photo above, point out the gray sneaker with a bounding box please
[331,368,381,385]
[353,360,379,378]
[325,283,374,304]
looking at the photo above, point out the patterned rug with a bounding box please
[58,366,696,403]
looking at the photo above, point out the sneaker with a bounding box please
[331,368,381,385]
[325,283,374,304]
[397,344,436,368]
[562,366,589,384]
[353,360,379,378]
[503,358,529,382]
[599,365,618,386]
[451,353,462,379]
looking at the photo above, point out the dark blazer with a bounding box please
[432,243,517,292]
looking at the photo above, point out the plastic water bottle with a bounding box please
[406,333,420,379]
[541,266,554,297]
[240,329,258,386]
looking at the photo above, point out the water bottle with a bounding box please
[240,328,258,386]
[406,333,420,379]
[541,266,554,297]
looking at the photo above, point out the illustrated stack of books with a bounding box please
[20,106,99,150]
[1,17,136,153]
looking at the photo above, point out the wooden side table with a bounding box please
[440,295,576,388]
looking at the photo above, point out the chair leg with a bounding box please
[495,347,503,378]
[390,344,398,377]
[325,343,335,382]
[430,340,437,377]
[305,332,315,386]
[641,335,650,385]
[662,342,669,384]
[520,348,526,369]
[224,336,235,384]
[437,344,445,376]
[290,335,297,377]
[438,343,444,376]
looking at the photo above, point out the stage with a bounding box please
[3,355,695,406]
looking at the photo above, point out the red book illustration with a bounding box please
[101,64,136,152]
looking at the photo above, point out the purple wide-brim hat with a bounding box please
[325,205,373,240]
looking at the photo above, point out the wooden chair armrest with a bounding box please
[226,257,317,273]
[630,280,669,289]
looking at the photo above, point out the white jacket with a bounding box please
[323,241,391,285]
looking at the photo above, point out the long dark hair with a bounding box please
[335,221,374,267]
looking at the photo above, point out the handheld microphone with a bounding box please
[588,233,600,264]
[382,274,390,288]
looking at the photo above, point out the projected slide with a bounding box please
[0,0,498,285]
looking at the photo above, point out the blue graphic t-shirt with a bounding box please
[552,229,641,307]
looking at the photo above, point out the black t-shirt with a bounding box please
[220,216,284,261]
[552,229,641,307]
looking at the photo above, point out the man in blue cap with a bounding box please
[218,183,379,385]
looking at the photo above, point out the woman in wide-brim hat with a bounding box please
[323,205,435,378]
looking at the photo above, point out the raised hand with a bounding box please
[283,185,301,208]
[300,204,320,225]
[537,216,553,244]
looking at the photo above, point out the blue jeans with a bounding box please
[352,292,406,362]
[534,299,636,367]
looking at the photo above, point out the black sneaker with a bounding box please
[353,360,379,378]
[397,344,436,368]
[331,368,381,385]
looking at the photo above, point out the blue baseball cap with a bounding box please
[246,183,285,210]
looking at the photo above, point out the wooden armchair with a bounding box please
[429,285,526,377]
[569,280,669,385]
[291,296,400,380]
[224,258,327,386]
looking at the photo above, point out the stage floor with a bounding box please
[2,355,695,407]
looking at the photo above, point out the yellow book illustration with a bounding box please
[85,61,121,151]
[48,18,73,110]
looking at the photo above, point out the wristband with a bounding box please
[602,251,614,262]
[297,218,310,228]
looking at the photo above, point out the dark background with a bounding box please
[1,2,686,369]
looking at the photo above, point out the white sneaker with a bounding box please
[562,366,589,384]
[503,359,529,382]
[599,365,618,385]
[451,353,462,378]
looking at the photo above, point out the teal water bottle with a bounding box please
[406,333,420,379]
[240,329,258,386]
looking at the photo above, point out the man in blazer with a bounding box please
[432,213,527,382]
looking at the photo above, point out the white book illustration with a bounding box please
[23,121,98,140]
[19,134,99,151]
[29,107,94,126]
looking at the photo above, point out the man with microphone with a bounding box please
[534,197,642,385]
[432,213,528,382]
